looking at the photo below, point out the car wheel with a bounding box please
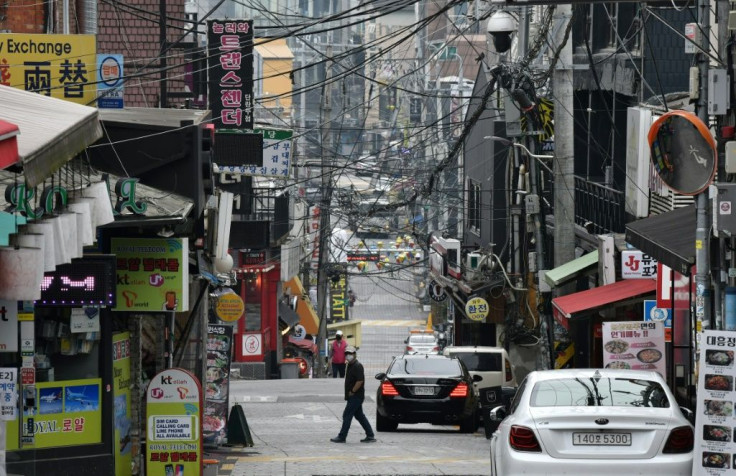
[459,410,478,433]
[376,411,398,432]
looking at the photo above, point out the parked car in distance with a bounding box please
[375,354,482,433]
[442,346,516,405]
[489,369,694,476]
[404,331,439,354]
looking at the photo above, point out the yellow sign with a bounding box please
[0,34,97,105]
[215,293,244,322]
[464,297,489,322]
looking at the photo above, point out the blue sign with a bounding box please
[643,300,671,341]
[97,54,124,108]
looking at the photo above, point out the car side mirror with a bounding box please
[680,406,694,424]
[404,338,409,344]
[472,374,483,382]
[375,372,386,380]
[489,405,507,422]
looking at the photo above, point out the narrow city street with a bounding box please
[211,269,491,475]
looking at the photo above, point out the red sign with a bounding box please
[21,367,34,385]
[656,263,673,309]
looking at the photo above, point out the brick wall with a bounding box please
[98,0,190,107]
[0,0,45,33]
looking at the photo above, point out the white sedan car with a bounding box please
[489,369,693,476]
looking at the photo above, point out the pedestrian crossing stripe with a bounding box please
[360,320,426,327]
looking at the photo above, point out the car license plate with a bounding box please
[572,432,631,446]
[413,386,435,396]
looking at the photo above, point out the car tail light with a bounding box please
[406,346,413,353]
[509,425,542,452]
[505,359,513,382]
[380,381,399,397]
[449,382,469,398]
[432,346,439,352]
[663,426,694,453]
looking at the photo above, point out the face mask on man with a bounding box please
[345,354,355,363]
[336,335,342,340]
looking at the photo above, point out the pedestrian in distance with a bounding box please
[330,346,376,443]
[330,330,347,378]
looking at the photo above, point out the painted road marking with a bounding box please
[236,454,488,464]
[242,395,277,403]
[361,320,426,327]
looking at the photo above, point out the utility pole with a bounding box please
[694,0,711,340]
[316,46,334,378]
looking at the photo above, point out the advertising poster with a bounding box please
[204,324,233,446]
[601,321,666,376]
[6,378,102,450]
[693,330,736,474]
[112,238,190,312]
[0,368,18,420]
[113,333,132,476]
[97,53,124,108]
[146,368,202,476]
[0,33,97,105]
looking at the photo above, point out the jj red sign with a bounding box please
[207,20,254,130]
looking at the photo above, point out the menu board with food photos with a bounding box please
[694,330,736,474]
[203,324,233,446]
[602,321,666,377]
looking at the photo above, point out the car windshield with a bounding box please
[390,358,461,376]
[451,352,502,371]
[529,378,671,408]
[409,335,436,344]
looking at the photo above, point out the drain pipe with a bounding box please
[80,0,98,34]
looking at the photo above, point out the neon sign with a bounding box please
[38,255,116,306]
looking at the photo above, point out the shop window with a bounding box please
[244,275,262,331]
[34,307,101,381]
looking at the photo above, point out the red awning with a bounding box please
[0,119,19,170]
[552,279,657,329]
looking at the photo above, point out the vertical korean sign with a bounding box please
[207,20,254,130]
[111,238,189,312]
[0,34,97,104]
[113,333,132,476]
[693,331,736,475]
[146,368,202,476]
[97,54,124,108]
[602,321,666,376]
[204,324,233,446]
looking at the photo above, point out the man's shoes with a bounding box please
[360,436,377,443]
[330,437,346,443]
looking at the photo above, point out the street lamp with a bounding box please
[483,135,553,173]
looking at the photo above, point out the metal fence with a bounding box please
[545,176,626,235]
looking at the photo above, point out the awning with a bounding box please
[0,119,20,169]
[283,276,319,335]
[278,300,301,328]
[545,250,599,287]
[552,279,656,329]
[0,85,102,187]
[625,205,695,276]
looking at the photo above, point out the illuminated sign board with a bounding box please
[38,255,116,306]
[346,251,380,262]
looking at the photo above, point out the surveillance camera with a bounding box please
[487,11,517,54]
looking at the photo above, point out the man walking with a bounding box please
[330,330,347,378]
[330,346,376,443]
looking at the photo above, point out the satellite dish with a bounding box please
[647,110,716,195]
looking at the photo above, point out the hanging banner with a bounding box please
[204,324,232,446]
[693,330,736,475]
[0,368,18,421]
[206,20,254,129]
[0,300,18,352]
[111,238,190,312]
[146,368,202,476]
[0,34,97,105]
[113,333,132,476]
[602,321,666,376]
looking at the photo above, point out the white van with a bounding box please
[442,346,516,394]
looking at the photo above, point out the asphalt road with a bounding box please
[216,263,491,475]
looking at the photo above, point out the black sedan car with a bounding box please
[375,354,481,433]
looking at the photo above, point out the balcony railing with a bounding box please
[545,175,625,235]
